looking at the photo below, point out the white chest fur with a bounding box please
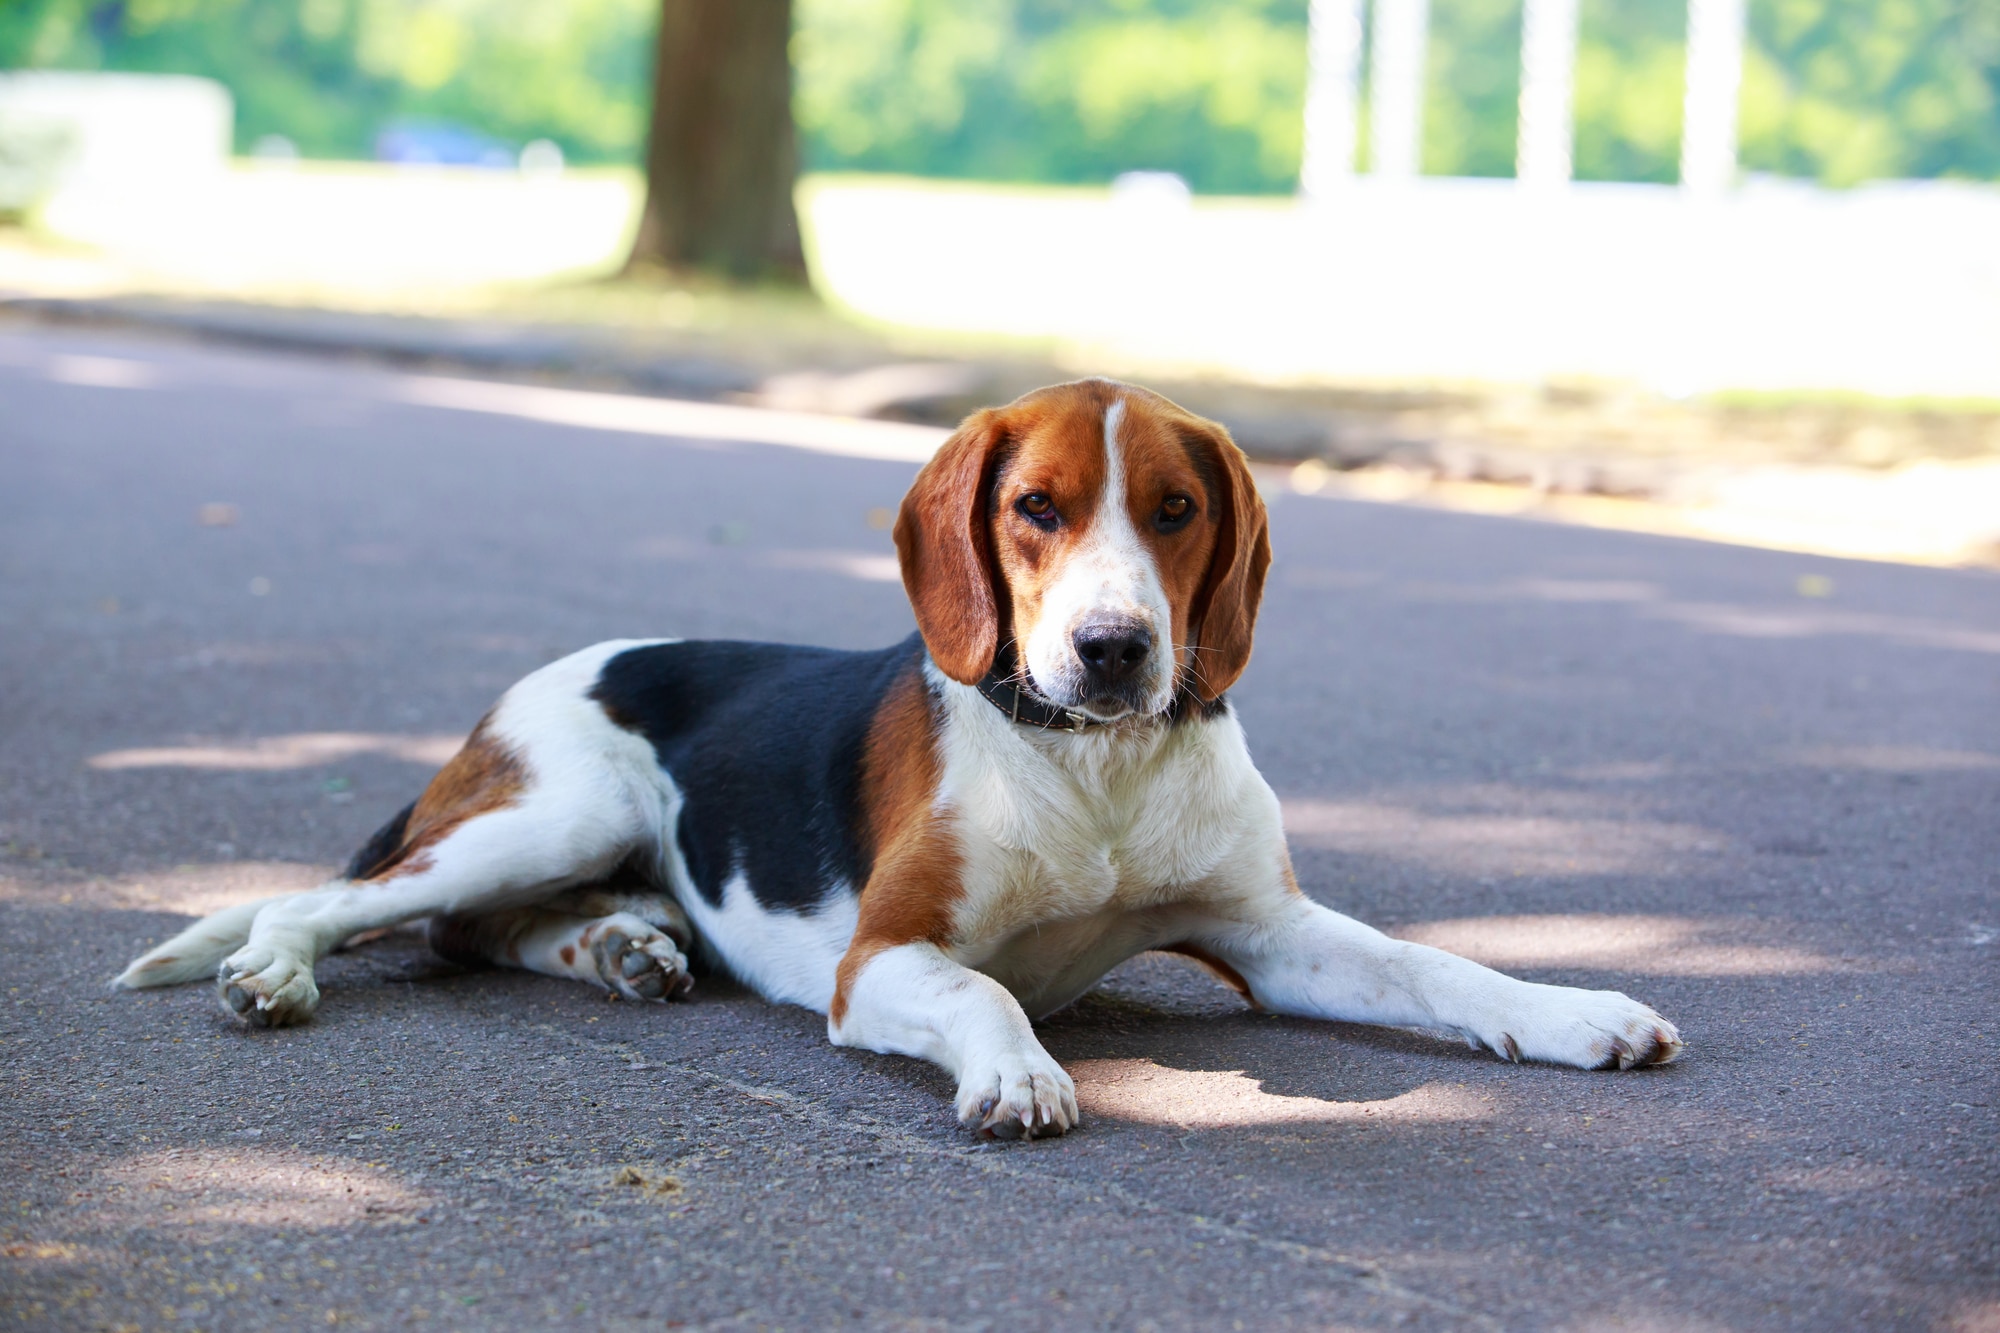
[931,676,1285,992]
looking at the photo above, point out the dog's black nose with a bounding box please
[1074,622,1152,687]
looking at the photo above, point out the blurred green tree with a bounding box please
[0,0,651,163]
[1417,0,1523,175]
[1,0,1994,189]
[1739,0,2000,183]
[793,0,1311,193]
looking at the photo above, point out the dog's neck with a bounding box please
[959,644,1227,740]
[972,668,1110,733]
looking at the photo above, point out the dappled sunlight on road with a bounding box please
[1644,600,2000,654]
[1393,914,1849,976]
[760,549,903,583]
[1784,745,2000,773]
[87,732,464,772]
[396,373,945,462]
[1070,1060,1492,1129]
[84,1148,432,1233]
[1281,794,1725,877]
[1283,564,2000,650]
[1764,1158,1907,1196]
[0,862,327,918]
[1947,1300,2000,1333]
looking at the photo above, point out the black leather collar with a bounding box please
[975,670,1110,733]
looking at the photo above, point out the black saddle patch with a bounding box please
[345,800,416,881]
[590,634,928,914]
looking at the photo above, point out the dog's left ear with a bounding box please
[895,408,1009,684]
[1187,424,1272,701]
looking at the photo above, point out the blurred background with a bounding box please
[2,0,1997,564]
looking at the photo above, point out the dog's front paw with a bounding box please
[217,946,320,1027]
[955,1051,1079,1140]
[588,915,694,1002]
[1472,984,1682,1070]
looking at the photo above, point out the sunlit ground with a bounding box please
[5,164,2000,566]
[12,164,2000,399]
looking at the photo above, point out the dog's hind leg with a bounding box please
[428,887,695,1002]
[215,708,652,1027]
[116,896,287,990]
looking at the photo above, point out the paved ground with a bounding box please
[1,322,1996,1332]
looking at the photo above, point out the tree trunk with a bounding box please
[626,0,807,283]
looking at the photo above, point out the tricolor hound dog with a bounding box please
[119,378,1681,1138]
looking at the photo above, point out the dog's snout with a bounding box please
[1073,621,1152,688]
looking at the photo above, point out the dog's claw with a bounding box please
[1610,1036,1637,1070]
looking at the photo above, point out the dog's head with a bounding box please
[895,378,1271,720]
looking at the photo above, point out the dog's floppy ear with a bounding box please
[896,408,1009,684]
[1187,423,1272,702]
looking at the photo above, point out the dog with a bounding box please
[117,378,1681,1138]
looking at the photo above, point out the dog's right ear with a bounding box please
[895,408,1008,685]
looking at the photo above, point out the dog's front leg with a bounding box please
[1205,896,1683,1070]
[829,941,1078,1138]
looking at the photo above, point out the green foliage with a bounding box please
[793,0,1310,193]
[1418,0,1524,176]
[1572,0,1687,183]
[1740,0,2000,183]
[0,0,652,163]
[1,0,1994,188]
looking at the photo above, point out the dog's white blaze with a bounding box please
[1022,397,1176,716]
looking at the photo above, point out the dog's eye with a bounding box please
[1157,494,1193,528]
[1017,492,1057,525]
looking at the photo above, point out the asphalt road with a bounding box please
[2,321,1996,1332]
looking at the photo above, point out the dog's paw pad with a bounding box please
[1486,987,1683,1071]
[1592,1024,1683,1070]
[590,920,692,1003]
[215,948,320,1028]
[955,1055,1078,1140]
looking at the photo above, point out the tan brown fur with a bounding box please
[1178,414,1271,701]
[358,717,526,883]
[893,410,1010,684]
[1161,943,1257,1004]
[830,664,957,1025]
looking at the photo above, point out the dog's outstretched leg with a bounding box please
[429,890,694,1002]
[114,896,285,991]
[1195,894,1683,1070]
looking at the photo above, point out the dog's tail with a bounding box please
[113,896,286,990]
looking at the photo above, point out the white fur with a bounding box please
[1021,397,1176,718]
[830,941,1078,1138]
[672,866,856,1011]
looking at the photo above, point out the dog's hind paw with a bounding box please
[217,946,320,1027]
[588,915,694,1003]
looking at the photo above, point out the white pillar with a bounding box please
[1369,0,1430,179]
[1681,0,1745,193]
[1300,0,1365,198]
[1517,0,1578,187]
